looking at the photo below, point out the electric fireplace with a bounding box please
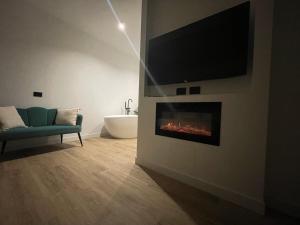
[155,102,222,145]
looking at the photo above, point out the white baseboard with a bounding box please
[135,157,265,214]
[4,133,99,152]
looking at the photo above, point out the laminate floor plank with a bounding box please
[0,138,298,225]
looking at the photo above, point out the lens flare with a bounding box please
[105,0,174,111]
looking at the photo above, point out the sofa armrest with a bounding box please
[76,114,83,126]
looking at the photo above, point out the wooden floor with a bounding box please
[0,138,298,225]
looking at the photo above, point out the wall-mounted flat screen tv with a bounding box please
[147,1,250,85]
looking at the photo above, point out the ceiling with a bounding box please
[24,0,142,57]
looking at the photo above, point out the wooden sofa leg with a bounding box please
[78,133,83,147]
[60,134,63,144]
[1,141,7,155]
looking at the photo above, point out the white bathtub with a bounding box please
[104,115,138,139]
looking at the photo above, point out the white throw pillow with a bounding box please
[55,108,79,126]
[0,106,27,131]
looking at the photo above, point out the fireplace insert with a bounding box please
[155,102,222,145]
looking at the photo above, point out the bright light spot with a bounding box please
[118,22,126,31]
[106,0,170,104]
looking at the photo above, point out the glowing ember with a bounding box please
[160,121,212,137]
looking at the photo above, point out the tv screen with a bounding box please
[147,2,250,85]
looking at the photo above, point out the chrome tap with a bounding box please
[125,98,133,115]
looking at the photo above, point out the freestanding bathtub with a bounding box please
[104,115,138,139]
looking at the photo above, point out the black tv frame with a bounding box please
[146,1,251,86]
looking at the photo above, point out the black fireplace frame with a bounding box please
[155,102,222,146]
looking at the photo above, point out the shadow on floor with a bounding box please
[0,143,78,162]
[140,166,299,225]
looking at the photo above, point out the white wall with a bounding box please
[137,0,273,214]
[0,0,141,150]
[265,0,300,217]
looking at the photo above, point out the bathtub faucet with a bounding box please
[125,98,133,115]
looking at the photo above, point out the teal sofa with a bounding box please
[0,107,83,155]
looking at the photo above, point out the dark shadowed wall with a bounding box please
[265,0,300,217]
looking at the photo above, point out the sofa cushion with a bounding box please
[56,108,79,126]
[27,107,48,127]
[0,106,27,131]
[0,125,81,140]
